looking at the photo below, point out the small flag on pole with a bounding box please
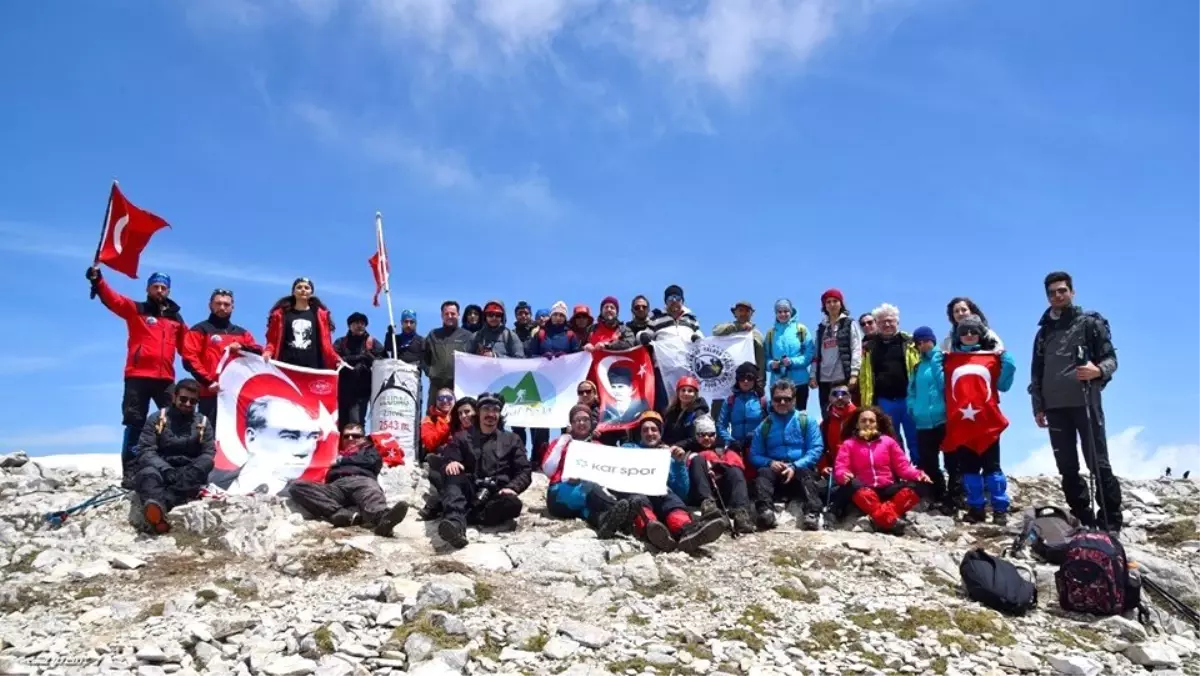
[95,182,170,279]
[369,218,390,307]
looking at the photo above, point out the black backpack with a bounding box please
[1056,531,1141,617]
[960,548,1038,616]
[1009,505,1079,565]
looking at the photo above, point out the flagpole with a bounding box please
[376,212,399,358]
[89,179,117,299]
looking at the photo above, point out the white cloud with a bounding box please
[1,425,124,450]
[1009,426,1198,481]
[0,343,109,376]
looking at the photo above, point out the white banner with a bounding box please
[453,352,591,428]
[369,358,421,457]
[560,440,671,496]
[653,333,755,402]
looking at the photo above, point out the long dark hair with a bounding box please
[841,406,896,442]
[945,297,988,328]
[449,397,478,434]
[271,295,334,331]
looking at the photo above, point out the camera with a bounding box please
[476,478,500,504]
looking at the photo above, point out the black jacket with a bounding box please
[134,407,215,473]
[326,441,383,483]
[663,398,710,450]
[383,327,425,366]
[1029,305,1117,414]
[423,326,474,382]
[444,427,532,494]
[334,333,386,398]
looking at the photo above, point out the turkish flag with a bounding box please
[97,183,170,279]
[590,346,656,432]
[369,226,389,307]
[941,351,1009,454]
[370,432,406,467]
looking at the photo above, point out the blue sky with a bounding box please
[1,0,1196,477]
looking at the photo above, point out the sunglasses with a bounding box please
[211,289,233,298]
[959,328,981,337]
[831,390,850,398]
[578,389,595,396]
[485,312,503,319]
[633,304,649,311]
[436,395,455,403]
[666,295,682,303]
[737,374,756,381]
[341,432,364,440]
[697,432,716,438]
[773,396,794,404]
[176,395,198,405]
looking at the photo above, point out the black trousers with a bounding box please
[338,392,370,429]
[915,425,960,503]
[1046,405,1123,529]
[530,429,550,469]
[686,457,751,509]
[613,490,687,519]
[290,476,389,523]
[121,378,173,468]
[198,396,218,427]
[754,466,821,514]
[439,473,524,528]
[133,457,213,511]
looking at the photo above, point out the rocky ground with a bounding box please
[1,451,1198,676]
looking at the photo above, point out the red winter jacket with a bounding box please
[181,317,262,396]
[697,447,746,471]
[96,278,186,381]
[263,298,340,369]
[818,403,857,474]
[834,435,923,488]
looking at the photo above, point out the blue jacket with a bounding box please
[528,323,581,357]
[955,344,1017,393]
[765,320,815,386]
[717,390,766,447]
[622,442,690,498]
[748,410,823,470]
[906,349,947,430]
[548,482,594,516]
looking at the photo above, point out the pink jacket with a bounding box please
[834,435,923,488]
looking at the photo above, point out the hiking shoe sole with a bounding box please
[644,521,676,553]
[374,502,410,537]
[678,519,726,553]
[437,520,469,549]
[596,500,632,540]
[143,501,170,535]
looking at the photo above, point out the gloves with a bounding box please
[85,267,101,282]
[638,332,654,347]
[162,468,180,486]
[691,333,702,343]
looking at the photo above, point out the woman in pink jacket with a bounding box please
[834,407,931,535]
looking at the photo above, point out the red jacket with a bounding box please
[420,410,452,454]
[834,435,923,488]
[818,403,857,473]
[697,447,746,471]
[263,299,340,369]
[182,317,262,395]
[95,278,186,381]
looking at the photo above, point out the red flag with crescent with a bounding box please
[941,351,1009,454]
[97,183,170,279]
[590,346,656,432]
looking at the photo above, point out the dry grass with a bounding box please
[300,548,368,578]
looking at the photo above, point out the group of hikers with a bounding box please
[85,265,1122,550]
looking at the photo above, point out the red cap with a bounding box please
[676,375,700,392]
[484,301,504,315]
[572,304,593,319]
[821,288,844,304]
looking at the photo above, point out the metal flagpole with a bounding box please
[375,212,399,358]
[89,179,117,299]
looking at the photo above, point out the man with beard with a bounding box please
[627,296,652,337]
[512,301,537,354]
[712,300,766,423]
[435,393,532,548]
[87,266,188,473]
[423,301,474,403]
[384,310,424,365]
[182,289,262,424]
[469,301,525,358]
[585,296,635,351]
[639,284,703,344]
[334,312,386,428]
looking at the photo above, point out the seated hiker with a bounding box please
[717,362,766,454]
[663,376,710,449]
[671,414,755,534]
[748,379,824,531]
[417,396,476,521]
[420,389,457,455]
[833,407,932,535]
[622,411,726,553]
[128,379,215,535]
[434,393,532,549]
[542,404,634,539]
[288,423,411,537]
[815,383,857,516]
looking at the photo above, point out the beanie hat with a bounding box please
[821,288,844,306]
[774,298,794,314]
[957,314,986,337]
[637,410,664,431]
[515,301,531,312]
[569,404,597,425]
[292,277,313,292]
[600,296,620,313]
[913,326,936,344]
[347,312,369,326]
[572,304,593,321]
[477,392,504,410]
[735,361,759,379]
[550,301,568,317]
[535,308,550,319]
[694,414,716,436]
[400,309,417,322]
[664,284,684,302]
[147,272,171,290]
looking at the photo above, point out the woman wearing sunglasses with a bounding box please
[419,389,458,458]
[833,407,931,535]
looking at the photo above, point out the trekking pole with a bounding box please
[707,468,739,539]
[1075,346,1109,532]
[1143,576,1200,628]
[818,470,835,531]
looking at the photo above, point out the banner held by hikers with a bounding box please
[211,354,340,495]
[653,333,755,401]
[561,440,671,495]
[454,352,591,428]
[369,358,420,465]
[589,346,655,432]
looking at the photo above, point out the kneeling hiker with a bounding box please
[129,379,215,535]
[289,423,410,536]
[676,415,755,534]
[834,407,932,535]
[749,379,824,530]
[542,404,634,538]
[436,393,532,549]
[622,412,726,553]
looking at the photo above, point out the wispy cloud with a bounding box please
[1011,426,1198,480]
[1,425,123,450]
[0,343,109,376]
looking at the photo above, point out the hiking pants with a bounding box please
[511,427,530,453]
[754,466,821,515]
[1046,405,1123,530]
[290,476,389,524]
[686,457,751,509]
[547,481,619,528]
[876,397,919,465]
[530,429,551,469]
[121,377,173,469]
[916,425,960,504]
[439,473,524,529]
[133,457,212,511]
[955,442,1009,513]
[198,396,218,428]
[338,393,370,429]
[837,479,926,530]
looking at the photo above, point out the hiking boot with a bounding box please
[142,499,170,535]
[128,493,146,531]
[756,506,777,531]
[676,519,726,554]
[801,512,821,532]
[596,500,633,540]
[699,498,722,521]
[731,507,757,535]
[484,494,523,524]
[890,517,910,537]
[417,498,442,521]
[644,520,677,553]
[330,510,361,528]
[372,502,410,537]
[991,511,1009,527]
[937,501,958,517]
[438,520,469,549]
[963,507,986,524]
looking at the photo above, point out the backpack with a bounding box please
[537,328,577,345]
[1009,505,1079,565]
[759,411,809,441]
[766,324,809,361]
[155,410,208,442]
[959,548,1038,616]
[1055,531,1137,616]
[726,392,769,414]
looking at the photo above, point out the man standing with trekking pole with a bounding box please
[1029,271,1123,533]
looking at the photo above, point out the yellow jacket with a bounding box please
[859,333,920,407]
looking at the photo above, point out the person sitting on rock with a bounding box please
[417,396,478,521]
[288,423,411,537]
[128,378,215,535]
[748,379,824,531]
[435,392,532,549]
[542,404,634,539]
[671,414,755,534]
[833,407,931,535]
[622,411,727,553]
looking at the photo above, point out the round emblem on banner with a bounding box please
[146,317,157,326]
[310,380,333,396]
[211,335,223,344]
[688,342,734,392]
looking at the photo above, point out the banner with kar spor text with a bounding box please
[211,353,340,495]
[453,352,591,428]
[560,440,671,495]
[653,333,755,402]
